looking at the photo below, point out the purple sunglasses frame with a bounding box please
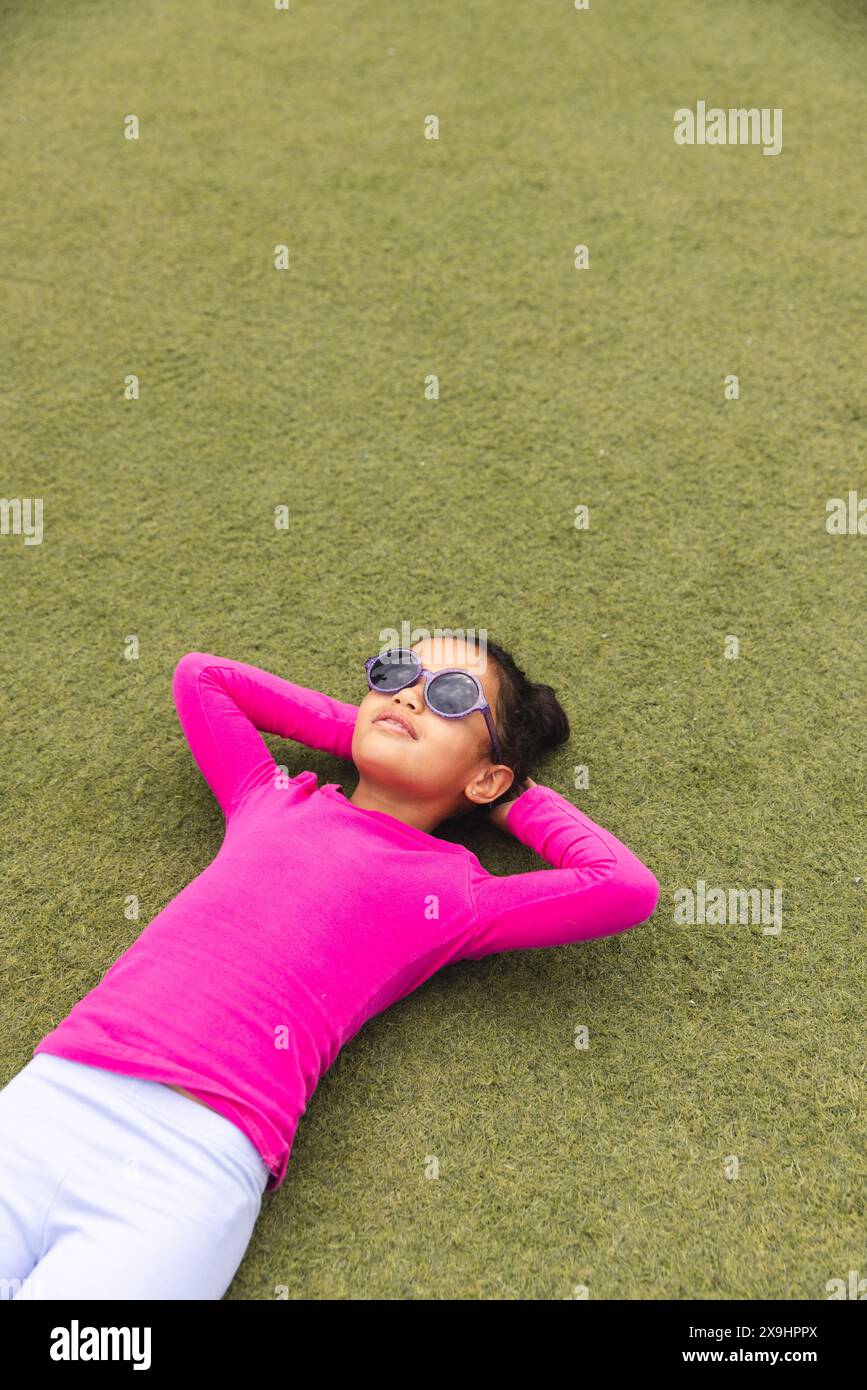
[364,648,504,763]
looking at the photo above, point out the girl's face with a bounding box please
[351,637,513,812]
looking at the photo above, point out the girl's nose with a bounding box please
[393,686,423,713]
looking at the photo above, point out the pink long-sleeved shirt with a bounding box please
[33,652,659,1190]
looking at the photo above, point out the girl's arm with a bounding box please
[462,783,659,960]
[172,651,359,819]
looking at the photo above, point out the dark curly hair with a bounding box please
[465,635,571,807]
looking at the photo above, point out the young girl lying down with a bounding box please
[0,633,659,1299]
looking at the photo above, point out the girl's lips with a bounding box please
[374,716,416,738]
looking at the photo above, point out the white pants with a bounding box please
[0,1053,270,1300]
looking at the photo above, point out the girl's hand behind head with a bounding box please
[487,776,537,834]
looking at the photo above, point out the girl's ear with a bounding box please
[489,767,514,800]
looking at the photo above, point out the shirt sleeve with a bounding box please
[462,784,659,959]
[172,651,359,819]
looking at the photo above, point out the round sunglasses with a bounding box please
[364,648,504,763]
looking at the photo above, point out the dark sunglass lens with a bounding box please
[368,651,418,690]
[426,671,478,715]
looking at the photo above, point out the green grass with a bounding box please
[1,0,864,1299]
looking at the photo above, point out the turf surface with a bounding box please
[1,0,864,1299]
